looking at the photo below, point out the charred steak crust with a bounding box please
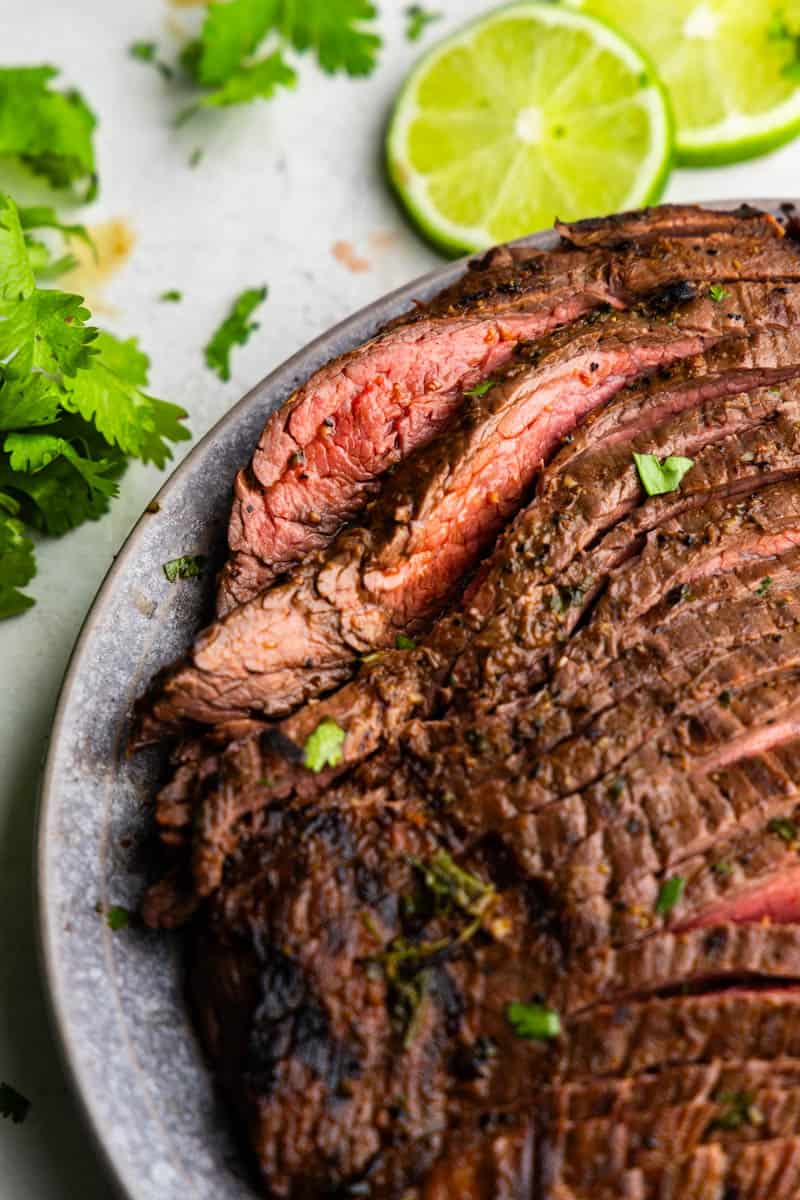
[133,205,800,1199]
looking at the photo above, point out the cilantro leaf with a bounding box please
[506,1001,561,1040]
[106,905,131,931]
[0,1081,31,1124]
[159,289,182,302]
[0,506,36,617]
[464,379,494,398]
[0,67,97,199]
[185,0,279,86]
[655,875,686,915]
[0,194,189,617]
[129,41,174,80]
[163,554,207,582]
[61,331,190,468]
[281,0,381,75]
[395,634,416,650]
[205,285,267,380]
[708,284,729,302]
[188,52,296,116]
[633,452,694,497]
[303,717,346,771]
[405,5,441,42]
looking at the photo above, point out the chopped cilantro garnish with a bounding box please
[757,576,773,596]
[129,41,174,80]
[159,289,182,302]
[303,717,346,772]
[395,634,416,650]
[464,378,494,398]
[405,5,442,41]
[204,285,267,381]
[0,195,189,617]
[506,1001,561,1041]
[655,875,686,915]
[767,816,798,843]
[708,284,729,302]
[708,1090,763,1132]
[0,67,97,200]
[106,906,131,931]
[712,859,733,878]
[633,452,694,497]
[163,555,207,583]
[0,1082,31,1124]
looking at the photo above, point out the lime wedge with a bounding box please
[386,2,673,256]
[567,0,800,164]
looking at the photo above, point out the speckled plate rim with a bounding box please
[36,199,794,1200]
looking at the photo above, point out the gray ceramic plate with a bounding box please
[37,198,792,1200]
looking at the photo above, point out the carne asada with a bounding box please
[133,205,800,1198]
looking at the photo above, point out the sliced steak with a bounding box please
[139,292,745,739]
[222,230,800,611]
[555,203,784,249]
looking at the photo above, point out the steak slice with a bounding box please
[542,1059,800,1124]
[540,1095,800,1196]
[555,203,784,249]
[138,292,742,740]
[562,923,800,1014]
[560,990,800,1078]
[222,226,800,611]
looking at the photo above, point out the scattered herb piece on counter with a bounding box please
[757,576,773,596]
[633,451,694,497]
[395,633,416,650]
[405,5,441,41]
[0,1082,31,1124]
[171,0,381,119]
[0,195,189,617]
[654,874,686,915]
[708,284,729,302]
[163,555,207,583]
[303,717,346,771]
[767,816,798,843]
[0,66,97,199]
[506,1001,561,1041]
[106,905,131,931]
[189,147,204,167]
[464,378,493,398]
[204,285,267,381]
[129,41,174,80]
[159,289,182,302]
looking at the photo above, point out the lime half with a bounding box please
[386,2,673,256]
[568,0,800,164]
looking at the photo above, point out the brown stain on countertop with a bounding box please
[62,218,137,315]
[331,240,371,273]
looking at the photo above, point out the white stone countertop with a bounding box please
[2,2,800,1195]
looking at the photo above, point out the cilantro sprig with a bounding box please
[0,67,97,200]
[139,0,382,120]
[205,285,267,381]
[0,195,190,618]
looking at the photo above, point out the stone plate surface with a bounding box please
[37,200,790,1200]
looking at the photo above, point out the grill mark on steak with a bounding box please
[222,234,800,611]
[138,293,752,741]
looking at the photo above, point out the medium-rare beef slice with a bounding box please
[579,785,800,952]
[138,291,744,740]
[222,219,800,611]
[555,203,784,249]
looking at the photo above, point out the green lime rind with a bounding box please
[567,0,800,167]
[386,2,674,258]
